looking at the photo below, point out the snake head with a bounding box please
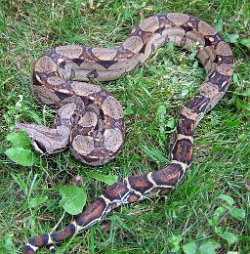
[15,123,70,154]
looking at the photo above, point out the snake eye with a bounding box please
[70,112,81,126]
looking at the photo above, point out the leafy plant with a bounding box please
[5,130,36,166]
[168,194,246,254]
[57,185,87,215]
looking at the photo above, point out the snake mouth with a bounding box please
[33,140,68,154]
[32,140,47,153]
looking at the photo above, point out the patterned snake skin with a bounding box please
[15,13,233,253]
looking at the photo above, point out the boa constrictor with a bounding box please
[15,13,233,254]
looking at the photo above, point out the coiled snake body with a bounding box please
[16,13,233,253]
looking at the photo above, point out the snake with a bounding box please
[15,13,233,254]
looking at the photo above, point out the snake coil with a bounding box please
[15,13,233,254]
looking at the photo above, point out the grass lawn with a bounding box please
[0,0,249,253]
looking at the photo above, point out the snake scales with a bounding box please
[15,13,233,253]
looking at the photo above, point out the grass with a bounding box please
[0,0,249,253]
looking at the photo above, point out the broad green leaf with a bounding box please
[58,185,86,215]
[215,19,224,32]
[141,145,168,164]
[218,194,234,206]
[240,38,250,50]
[225,34,239,43]
[216,229,238,245]
[148,65,159,74]
[229,207,246,221]
[169,234,182,253]
[166,117,176,129]
[4,233,15,253]
[88,172,118,186]
[169,234,181,245]
[213,206,226,220]
[5,147,35,166]
[182,241,197,254]
[227,252,240,254]
[156,105,166,123]
[214,226,223,235]
[156,105,167,137]
[208,217,217,227]
[208,207,225,226]
[6,130,31,148]
[199,240,221,254]
[215,227,239,245]
[233,73,239,84]
[171,246,181,253]
[29,195,48,208]
[181,88,189,97]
